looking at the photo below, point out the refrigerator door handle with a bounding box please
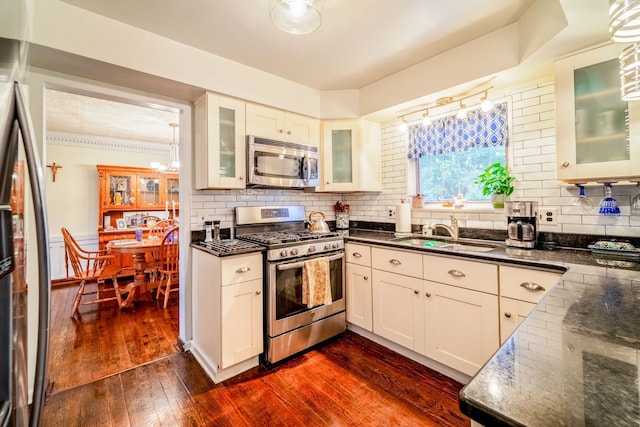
[14,82,50,427]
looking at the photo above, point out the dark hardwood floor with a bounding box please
[44,294,471,427]
[47,282,180,394]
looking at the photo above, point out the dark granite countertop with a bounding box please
[344,228,640,426]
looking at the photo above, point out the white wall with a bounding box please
[46,139,165,238]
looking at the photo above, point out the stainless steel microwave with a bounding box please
[247,135,319,188]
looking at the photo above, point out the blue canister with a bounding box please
[135,228,143,241]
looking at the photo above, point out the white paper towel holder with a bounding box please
[395,199,412,235]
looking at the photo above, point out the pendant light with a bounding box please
[151,122,180,172]
[609,0,640,42]
[270,0,324,35]
[619,43,640,100]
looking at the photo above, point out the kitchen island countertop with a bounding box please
[344,229,640,426]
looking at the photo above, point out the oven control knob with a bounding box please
[332,242,339,249]
[308,245,316,253]
[324,243,332,250]
[290,248,299,256]
[280,249,288,257]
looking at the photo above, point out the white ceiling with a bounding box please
[47,0,611,144]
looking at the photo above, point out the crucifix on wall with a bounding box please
[47,162,62,182]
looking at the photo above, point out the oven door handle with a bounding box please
[276,252,344,271]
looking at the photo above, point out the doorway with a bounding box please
[43,86,187,394]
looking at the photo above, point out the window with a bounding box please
[408,102,509,203]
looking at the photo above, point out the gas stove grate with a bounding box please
[197,239,263,255]
[238,231,340,245]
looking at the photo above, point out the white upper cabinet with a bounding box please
[555,43,640,183]
[245,103,320,146]
[194,92,246,189]
[320,119,382,192]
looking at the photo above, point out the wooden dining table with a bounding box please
[106,238,163,307]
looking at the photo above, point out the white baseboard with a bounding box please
[189,342,259,384]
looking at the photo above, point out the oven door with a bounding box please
[247,136,319,188]
[267,251,345,338]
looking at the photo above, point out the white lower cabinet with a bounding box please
[192,249,263,382]
[372,270,425,353]
[350,242,562,378]
[423,280,499,376]
[499,297,536,343]
[498,264,562,343]
[345,243,373,331]
[346,263,373,331]
[220,278,263,368]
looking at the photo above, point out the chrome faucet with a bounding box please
[429,215,459,241]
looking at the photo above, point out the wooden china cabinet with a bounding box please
[97,165,179,272]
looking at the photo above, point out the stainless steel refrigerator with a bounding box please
[1,2,51,425]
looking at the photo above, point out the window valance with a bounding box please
[407,102,508,159]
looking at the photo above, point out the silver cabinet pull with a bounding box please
[236,266,250,273]
[256,290,261,295]
[389,259,401,265]
[448,269,465,278]
[353,252,363,258]
[504,312,512,318]
[413,289,419,294]
[520,282,545,292]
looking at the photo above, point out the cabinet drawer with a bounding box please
[423,254,498,294]
[345,243,371,267]
[221,253,263,286]
[499,265,561,304]
[372,247,422,278]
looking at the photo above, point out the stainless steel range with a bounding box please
[235,205,346,364]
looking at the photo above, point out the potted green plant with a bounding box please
[474,162,515,208]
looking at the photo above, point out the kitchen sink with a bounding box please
[390,237,497,252]
[391,238,448,247]
[439,243,496,252]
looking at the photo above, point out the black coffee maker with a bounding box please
[505,201,538,248]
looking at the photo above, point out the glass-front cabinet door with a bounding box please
[321,119,381,192]
[322,120,361,192]
[166,175,179,206]
[194,92,246,189]
[556,43,640,182]
[137,174,162,208]
[108,174,134,207]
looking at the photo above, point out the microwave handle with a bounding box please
[302,154,309,186]
[277,252,344,271]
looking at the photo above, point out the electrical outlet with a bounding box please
[388,207,397,218]
[539,208,558,225]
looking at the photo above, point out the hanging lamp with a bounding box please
[151,122,180,172]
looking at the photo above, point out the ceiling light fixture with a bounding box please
[397,86,494,129]
[151,122,180,172]
[609,0,640,42]
[270,0,324,35]
[398,118,408,133]
[456,101,468,119]
[480,90,495,112]
[620,43,640,100]
[422,111,432,126]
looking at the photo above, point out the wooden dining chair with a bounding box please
[145,218,176,282]
[61,227,122,317]
[155,225,179,308]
